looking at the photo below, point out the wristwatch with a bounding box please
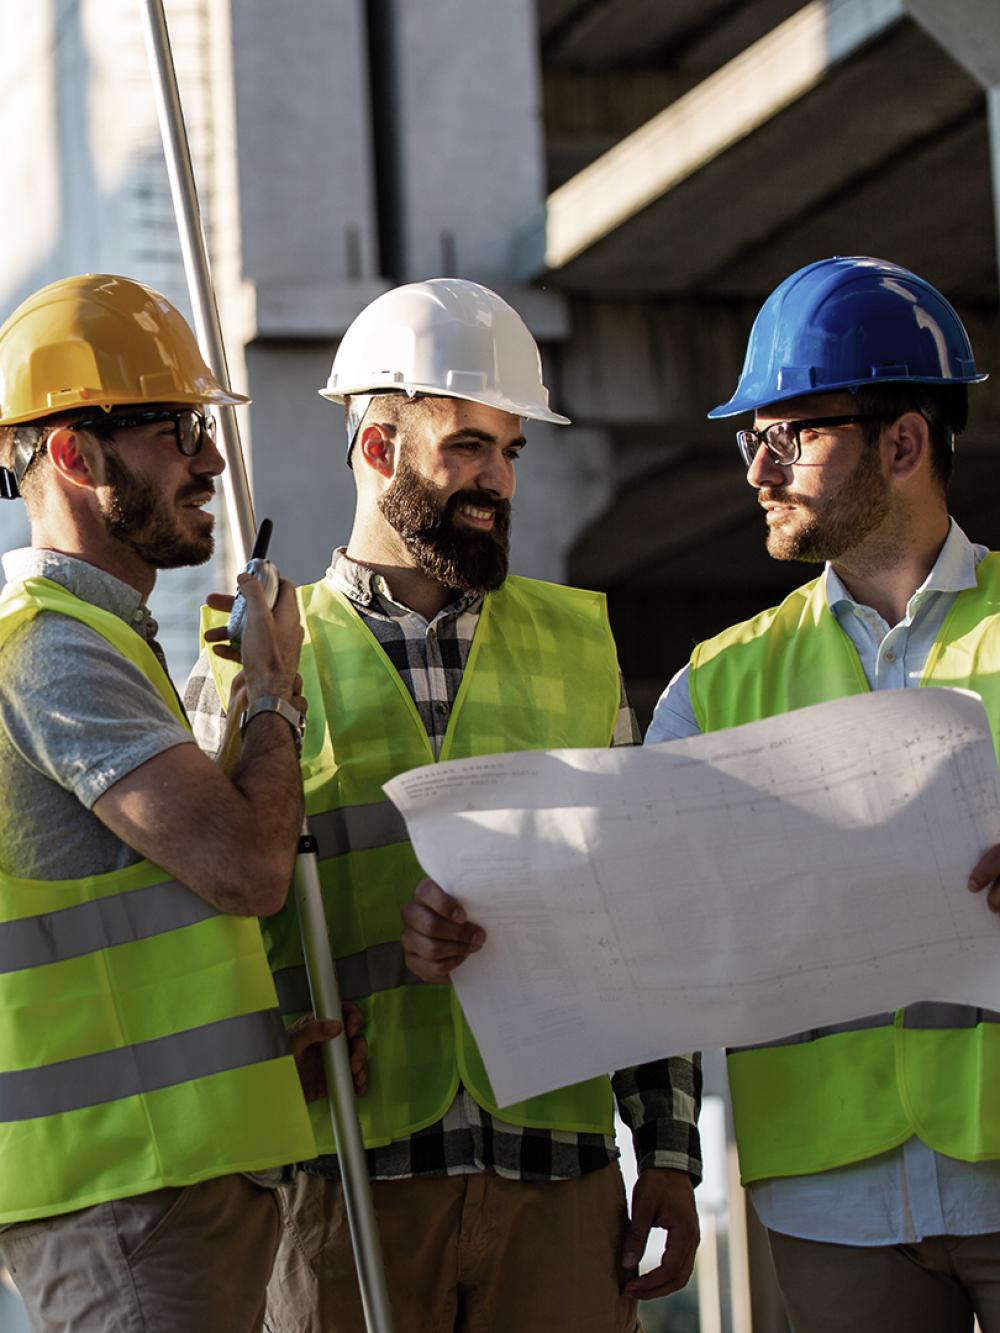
[240,695,306,754]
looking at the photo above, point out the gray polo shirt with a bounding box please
[0,549,195,880]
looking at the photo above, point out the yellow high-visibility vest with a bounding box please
[0,577,315,1223]
[207,574,621,1150]
[688,554,1000,1183]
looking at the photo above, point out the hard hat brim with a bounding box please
[319,383,570,426]
[707,371,989,420]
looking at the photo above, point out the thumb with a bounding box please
[621,1189,654,1270]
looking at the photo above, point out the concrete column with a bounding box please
[372,0,547,282]
[226,0,379,295]
[213,1,387,584]
[0,0,227,678]
[904,0,1000,294]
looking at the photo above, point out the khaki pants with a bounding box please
[266,1165,640,1333]
[768,1228,1000,1333]
[0,1174,281,1333]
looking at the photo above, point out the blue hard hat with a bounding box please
[708,256,987,419]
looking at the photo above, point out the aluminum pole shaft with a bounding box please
[137,4,394,1329]
[137,0,253,561]
[295,849,397,1332]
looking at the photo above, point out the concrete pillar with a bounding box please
[371,0,547,282]
[214,0,386,584]
[0,0,227,679]
[904,0,1000,294]
[508,423,614,585]
[224,0,379,293]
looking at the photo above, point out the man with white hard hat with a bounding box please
[648,256,1000,1332]
[187,278,702,1332]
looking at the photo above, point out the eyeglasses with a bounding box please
[74,408,216,458]
[736,414,890,468]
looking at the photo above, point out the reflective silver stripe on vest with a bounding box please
[0,1008,289,1123]
[730,1012,895,1054]
[903,1003,1000,1029]
[274,941,423,1014]
[732,1002,1000,1054]
[309,803,408,859]
[0,880,220,975]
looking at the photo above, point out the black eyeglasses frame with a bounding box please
[736,413,892,468]
[73,408,216,459]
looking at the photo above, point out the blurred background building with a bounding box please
[1,2,999,1329]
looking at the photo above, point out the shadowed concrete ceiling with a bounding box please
[539,0,807,70]
[538,0,1000,724]
[535,16,996,299]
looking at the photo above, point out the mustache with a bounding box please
[758,489,810,508]
[178,482,215,504]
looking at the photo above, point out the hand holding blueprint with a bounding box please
[384,688,1000,1107]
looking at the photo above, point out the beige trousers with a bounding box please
[0,1174,282,1333]
[768,1227,1000,1333]
[265,1165,640,1333]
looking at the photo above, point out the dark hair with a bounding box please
[0,423,51,507]
[0,408,133,507]
[344,392,449,464]
[850,383,968,489]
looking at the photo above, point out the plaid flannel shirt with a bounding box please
[184,550,702,1182]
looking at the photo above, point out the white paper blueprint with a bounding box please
[384,688,1000,1108]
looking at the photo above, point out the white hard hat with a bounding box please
[320,278,570,426]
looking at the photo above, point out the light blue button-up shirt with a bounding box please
[646,519,1000,1244]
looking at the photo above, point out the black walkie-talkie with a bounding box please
[226,518,280,651]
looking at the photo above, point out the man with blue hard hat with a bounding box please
[648,256,1000,1332]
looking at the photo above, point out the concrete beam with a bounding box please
[904,0,1000,298]
[516,0,905,279]
[904,0,1000,87]
[224,278,569,343]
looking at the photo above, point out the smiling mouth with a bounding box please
[456,503,495,526]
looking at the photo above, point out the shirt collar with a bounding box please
[324,546,482,616]
[1,548,153,632]
[824,518,984,615]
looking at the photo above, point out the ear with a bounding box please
[886,411,930,483]
[46,426,103,491]
[356,422,395,479]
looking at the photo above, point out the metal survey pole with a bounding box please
[137,5,394,1329]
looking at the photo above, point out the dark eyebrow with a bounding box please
[441,428,527,448]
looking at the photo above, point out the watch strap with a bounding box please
[240,695,306,752]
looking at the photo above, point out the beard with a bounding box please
[762,443,892,564]
[100,449,215,568]
[378,452,511,593]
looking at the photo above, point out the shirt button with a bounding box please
[435,702,449,716]
[883,649,896,663]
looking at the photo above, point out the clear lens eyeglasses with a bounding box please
[736,414,889,467]
[75,408,216,457]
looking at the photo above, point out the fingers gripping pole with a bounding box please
[137,5,394,1330]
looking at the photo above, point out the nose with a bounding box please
[746,443,789,490]
[193,418,226,478]
[476,448,515,500]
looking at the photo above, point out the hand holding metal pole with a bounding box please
[137,4,394,1328]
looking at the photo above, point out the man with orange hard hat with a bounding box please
[0,274,362,1332]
